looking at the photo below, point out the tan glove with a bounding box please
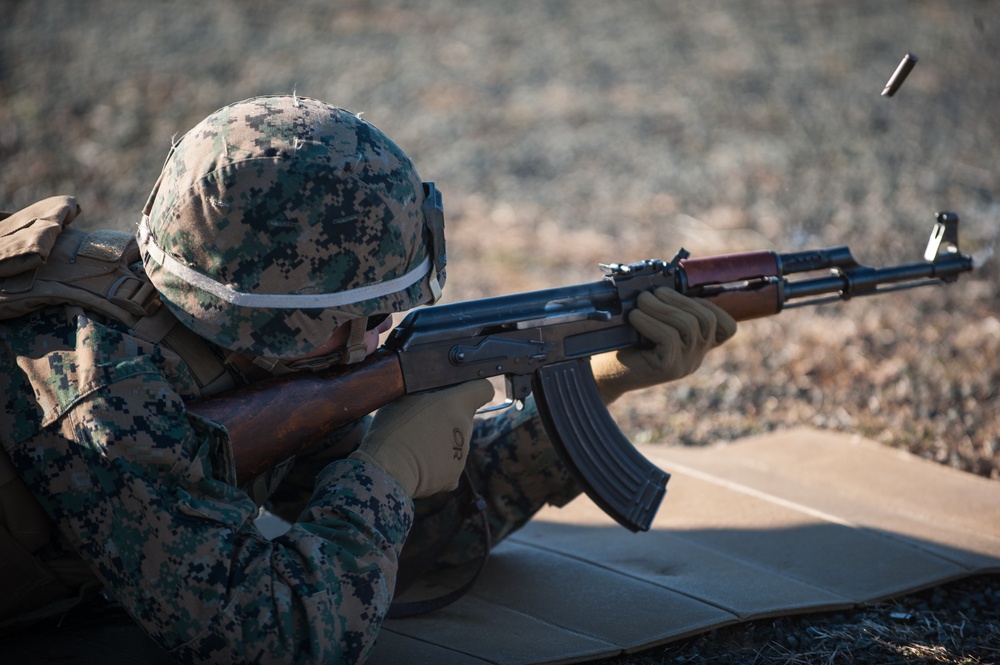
[349,380,495,499]
[591,287,737,404]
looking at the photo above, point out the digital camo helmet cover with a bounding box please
[138,95,444,359]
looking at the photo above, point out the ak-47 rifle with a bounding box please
[191,212,973,532]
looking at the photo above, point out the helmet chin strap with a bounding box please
[227,316,370,378]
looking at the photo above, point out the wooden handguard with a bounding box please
[702,282,784,321]
[679,250,779,287]
[679,250,784,321]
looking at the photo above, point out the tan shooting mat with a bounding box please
[369,427,1000,665]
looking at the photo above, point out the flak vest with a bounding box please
[0,196,236,629]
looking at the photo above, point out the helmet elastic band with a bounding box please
[138,216,434,310]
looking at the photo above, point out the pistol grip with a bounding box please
[532,359,669,532]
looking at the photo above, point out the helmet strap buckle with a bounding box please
[343,317,369,364]
[422,182,447,283]
[429,273,443,304]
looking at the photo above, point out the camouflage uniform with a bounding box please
[0,96,581,664]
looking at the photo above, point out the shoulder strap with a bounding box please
[0,198,235,395]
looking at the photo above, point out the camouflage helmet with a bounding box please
[138,95,445,360]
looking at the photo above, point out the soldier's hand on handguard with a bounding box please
[591,287,737,404]
[349,380,496,499]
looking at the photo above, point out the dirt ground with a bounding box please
[2,1,998,663]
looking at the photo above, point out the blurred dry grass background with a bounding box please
[3,0,996,479]
[2,1,999,662]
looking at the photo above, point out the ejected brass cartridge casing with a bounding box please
[882,53,918,97]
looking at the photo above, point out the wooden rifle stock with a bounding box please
[189,348,405,483]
